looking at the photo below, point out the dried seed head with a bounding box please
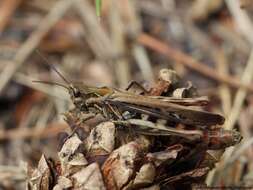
[85,121,116,155]
[58,134,88,175]
[28,155,53,190]
[102,142,143,189]
[133,163,156,185]
[72,163,106,190]
[53,176,72,190]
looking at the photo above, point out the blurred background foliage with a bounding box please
[0,0,253,189]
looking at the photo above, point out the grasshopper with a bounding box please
[34,52,225,129]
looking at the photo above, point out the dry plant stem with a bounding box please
[222,49,253,160]
[109,0,130,86]
[225,50,253,130]
[137,1,168,19]
[226,137,253,165]
[73,0,116,60]
[219,0,253,179]
[226,0,253,44]
[123,0,154,82]
[33,102,54,130]
[190,0,223,21]
[186,22,231,115]
[205,51,231,185]
[137,33,253,92]
[133,44,154,83]
[0,122,68,140]
[208,50,253,185]
[239,111,253,171]
[0,0,74,93]
[0,0,23,34]
[240,0,253,9]
[215,51,231,116]
[13,72,69,100]
[210,22,250,54]
[122,0,142,36]
[0,165,26,181]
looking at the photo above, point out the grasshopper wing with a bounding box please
[106,94,225,126]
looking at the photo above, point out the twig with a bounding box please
[185,21,231,115]
[210,22,250,54]
[209,50,253,185]
[109,0,130,86]
[132,44,154,83]
[0,0,23,35]
[13,72,69,100]
[0,164,26,181]
[226,137,253,165]
[220,49,253,163]
[224,50,253,130]
[216,51,231,116]
[239,109,253,171]
[207,1,253,185]
[137,33,253,92]
[73,0,116,60]
[127,0,154,82]
[226,0,253,44]
[0,0,74,93]
[0,122,68,140]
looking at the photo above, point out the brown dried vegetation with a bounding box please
[0,0,252,190]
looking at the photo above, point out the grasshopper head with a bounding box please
[69,84,88,111]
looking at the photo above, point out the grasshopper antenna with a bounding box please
[35,50,71,85]
[32,80,69,91]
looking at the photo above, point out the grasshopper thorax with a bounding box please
[68,83,113,111]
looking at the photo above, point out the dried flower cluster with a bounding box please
[27,69,242,190]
